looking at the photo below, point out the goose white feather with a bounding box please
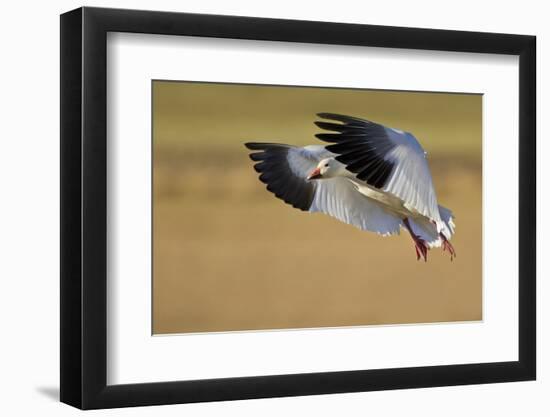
[382,128,441,224]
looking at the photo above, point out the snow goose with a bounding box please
[245,113,456,261]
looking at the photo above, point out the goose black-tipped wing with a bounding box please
[315,113,441,222]
[245,143,323,211]
[315,113,396,189]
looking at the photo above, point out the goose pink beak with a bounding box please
[307,167,322,180]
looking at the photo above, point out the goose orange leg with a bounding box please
[439,233,456,261]
[403,218,429,262]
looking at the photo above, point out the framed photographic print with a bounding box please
[60,6,536,409]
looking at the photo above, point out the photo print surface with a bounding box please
[152,80,482,335]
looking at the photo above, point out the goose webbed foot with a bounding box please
[439,233,456,261]
[403,218,429,262]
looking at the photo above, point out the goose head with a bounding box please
[307,157,345,180]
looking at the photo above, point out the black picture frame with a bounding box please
[60,6,536,410]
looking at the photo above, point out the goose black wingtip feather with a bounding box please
[314,121,350,133]
[244,142,266,150]
[244,142,316,212]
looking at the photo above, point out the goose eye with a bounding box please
[324,163,329,167]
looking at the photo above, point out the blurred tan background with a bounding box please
[152,80,482,335]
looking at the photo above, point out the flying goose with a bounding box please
[245,113,456,261]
